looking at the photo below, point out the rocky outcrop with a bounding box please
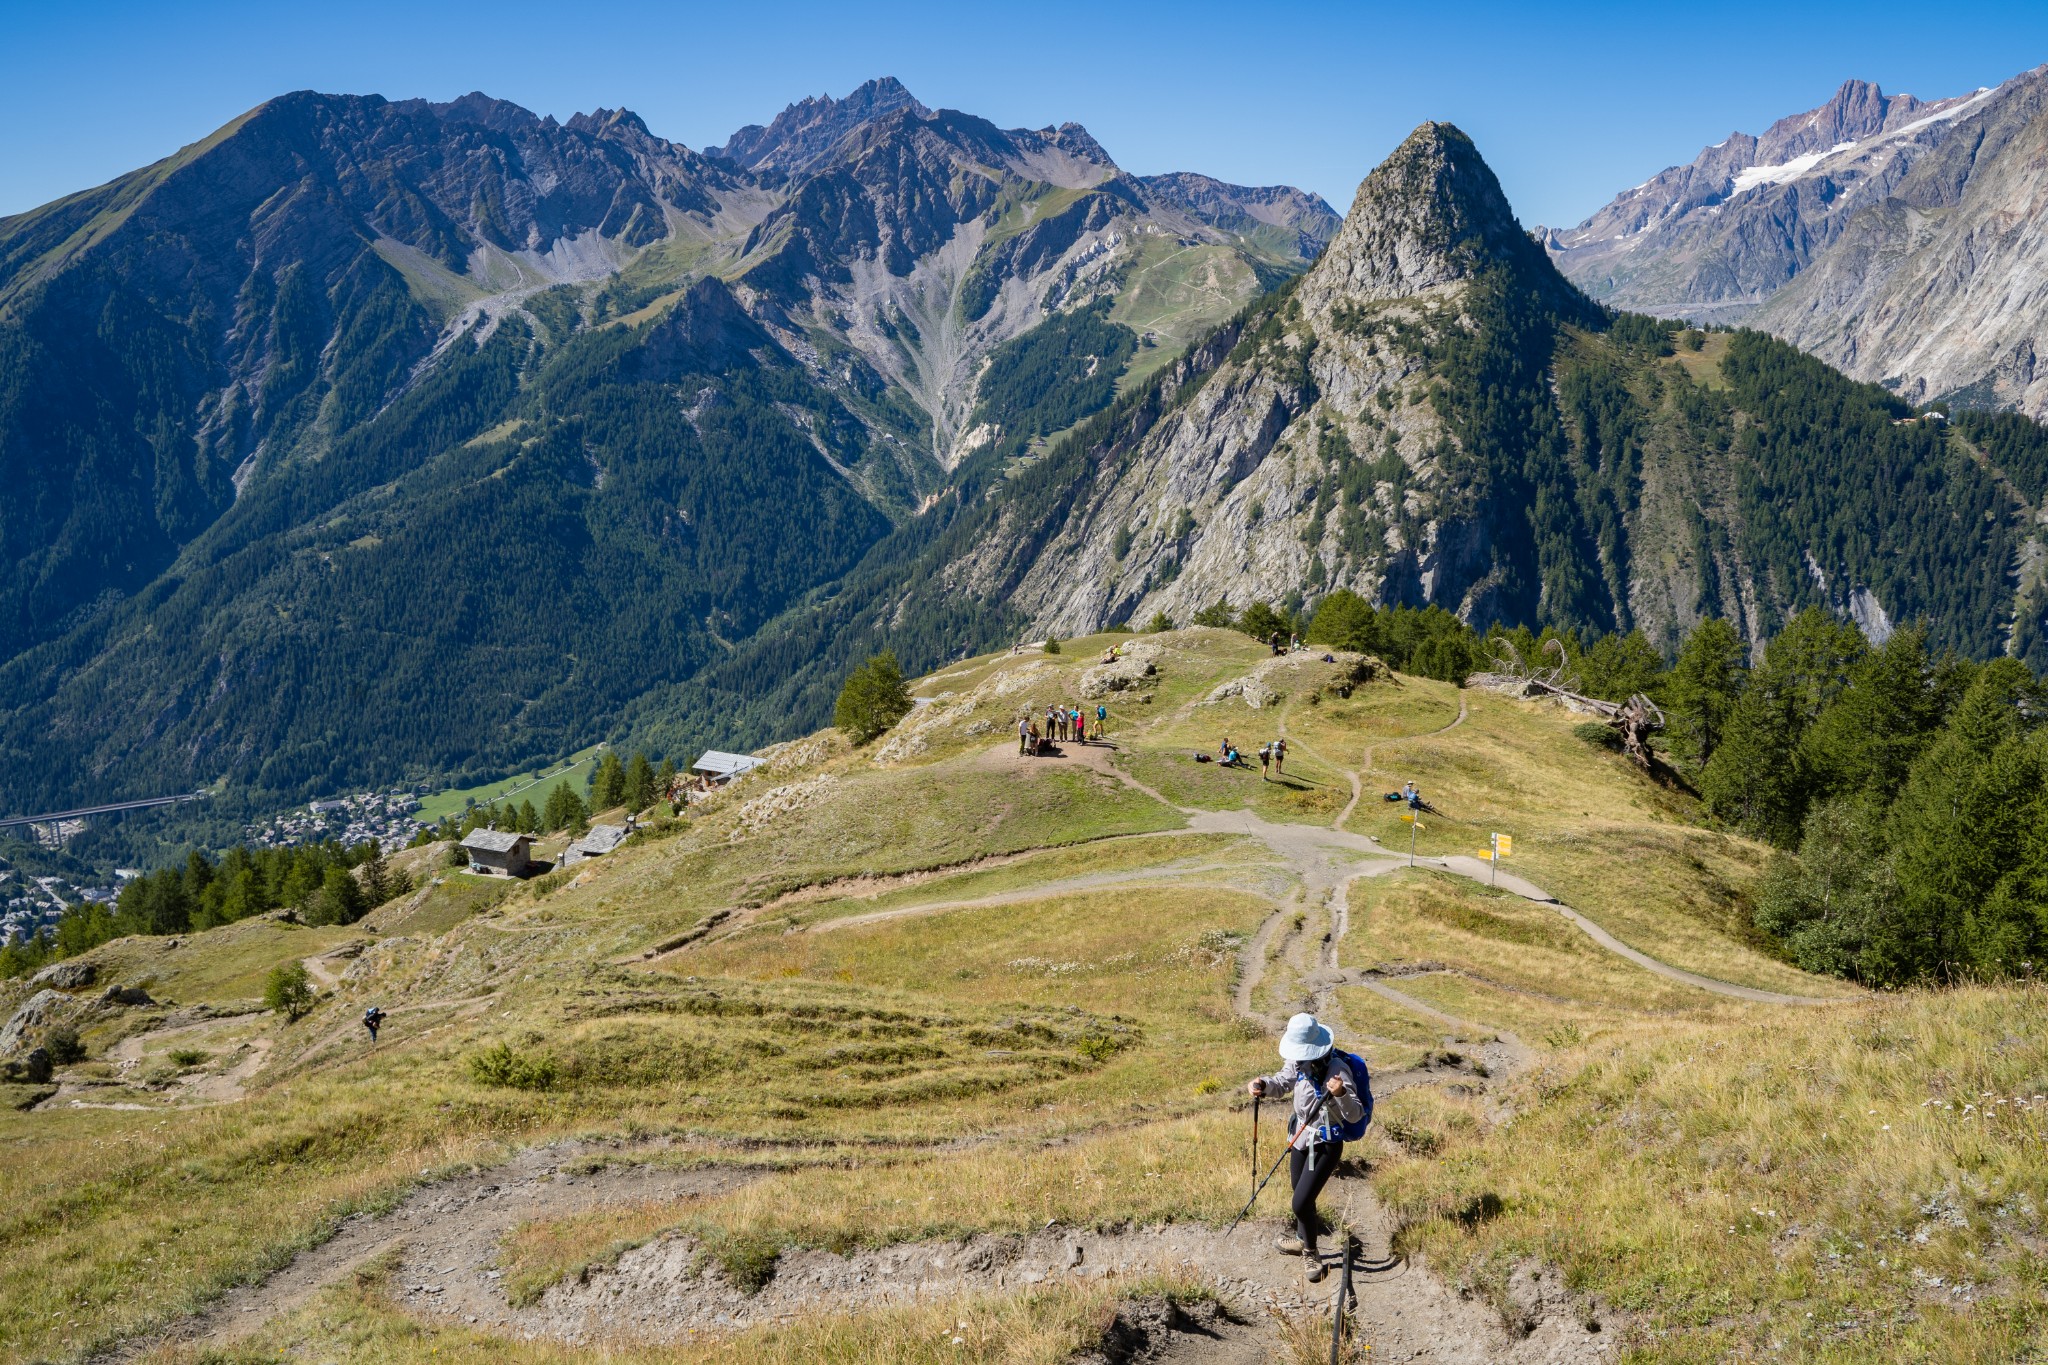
[939,122,1580,636]
[0,990,68,1057]
[1208,652,1375,710]
[29,960,96,990]
[1300,123,1557,312]
[1079,650,1159,699]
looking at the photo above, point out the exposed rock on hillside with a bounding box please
[860,122,2038,668]
[1754,69,2048,418]
[1548,65,2048,419]
[1544,76,2004,322]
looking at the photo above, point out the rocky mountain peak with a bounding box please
[1301,121,1551,309]
[711,76,933,175]
[564,106,655,140]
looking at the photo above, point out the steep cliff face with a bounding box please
[1546,66,2048,421]
[930,124,1595,638]
[1753,71,2048,419]
[1542,76,2000,321]
[714,81,1339,468]
[900,124,2037,667]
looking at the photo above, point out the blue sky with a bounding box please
[3,1,2043,225]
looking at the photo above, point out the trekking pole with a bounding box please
[1250,1093,1260,1199]
[1223,1090,1332,1237]
[1329,1235,1355,1365]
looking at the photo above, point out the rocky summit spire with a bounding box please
[1300,121,1559,312]
[711,76,932,175]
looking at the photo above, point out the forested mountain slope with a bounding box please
[634,122,2048,763]
[0,80,1333,813]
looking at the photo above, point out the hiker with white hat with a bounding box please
[1246,1012,1372,1281]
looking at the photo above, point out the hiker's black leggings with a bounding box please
[1289,1138,1343,1250]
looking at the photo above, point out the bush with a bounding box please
[168,1048,209,1068]
[44,1026,85,1065]
[468,1041,559,1090]
[1573,721,1621,751]
[1044,636,1061,654]
[833,650,913,745]
[263,963,315,1022]
[1143,612,1174,633]
[694,1228,781,1294]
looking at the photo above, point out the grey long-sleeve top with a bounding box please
[1258,1054,1367,1141]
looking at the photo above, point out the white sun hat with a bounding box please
[1278,1012,1334,1062]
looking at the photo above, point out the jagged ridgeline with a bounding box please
[0,81,1336,815]
[637,123,2041,761]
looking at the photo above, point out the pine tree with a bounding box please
[1304,589,1374,653]
[624,752,655,812]
[517,799,539,833]
[1798,625,1953,799]
[1878,659,2040,979]
[1698,678,1807,844]
[591,751,627,810]
[541,780,585,833]
[833,651,913,745]
[1664,617,1746,771]
[1576,630,1665,701]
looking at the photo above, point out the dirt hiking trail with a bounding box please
[101,681,1824,1362]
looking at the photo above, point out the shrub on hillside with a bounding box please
[264,963,315,1022]
[44,1026,85,1065]
[834,651,913,745]
[469,1041,559,1090]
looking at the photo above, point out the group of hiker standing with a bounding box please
[1019,702,1109,756]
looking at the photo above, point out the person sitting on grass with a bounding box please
[1247,1014,1371,1283]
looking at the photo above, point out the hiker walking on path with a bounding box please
[363,1006,386,1044]
[1258,743,1272,780]
[1272,737,1287,776]
[1096,703,1107,740]
[1018,716,1031,756]
[1247,1014,1371,1283]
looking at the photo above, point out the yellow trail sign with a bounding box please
[1493,834,1513,856]
[1399,812,1416,822]
[1477,850,1495,860]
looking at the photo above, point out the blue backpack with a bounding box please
[1321,1050,1374,1142]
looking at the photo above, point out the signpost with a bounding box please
[1400,811,1421,865]
[1484,832,1512,885]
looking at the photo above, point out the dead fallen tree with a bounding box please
[1469,639,1666,769]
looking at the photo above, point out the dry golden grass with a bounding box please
[9,633,2045,1363]
[1347,871,1739,1017]
[1371,986,2048,1361]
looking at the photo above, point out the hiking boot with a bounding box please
[1273,1235,1305,1255]
[1303,1254,1327,1284]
